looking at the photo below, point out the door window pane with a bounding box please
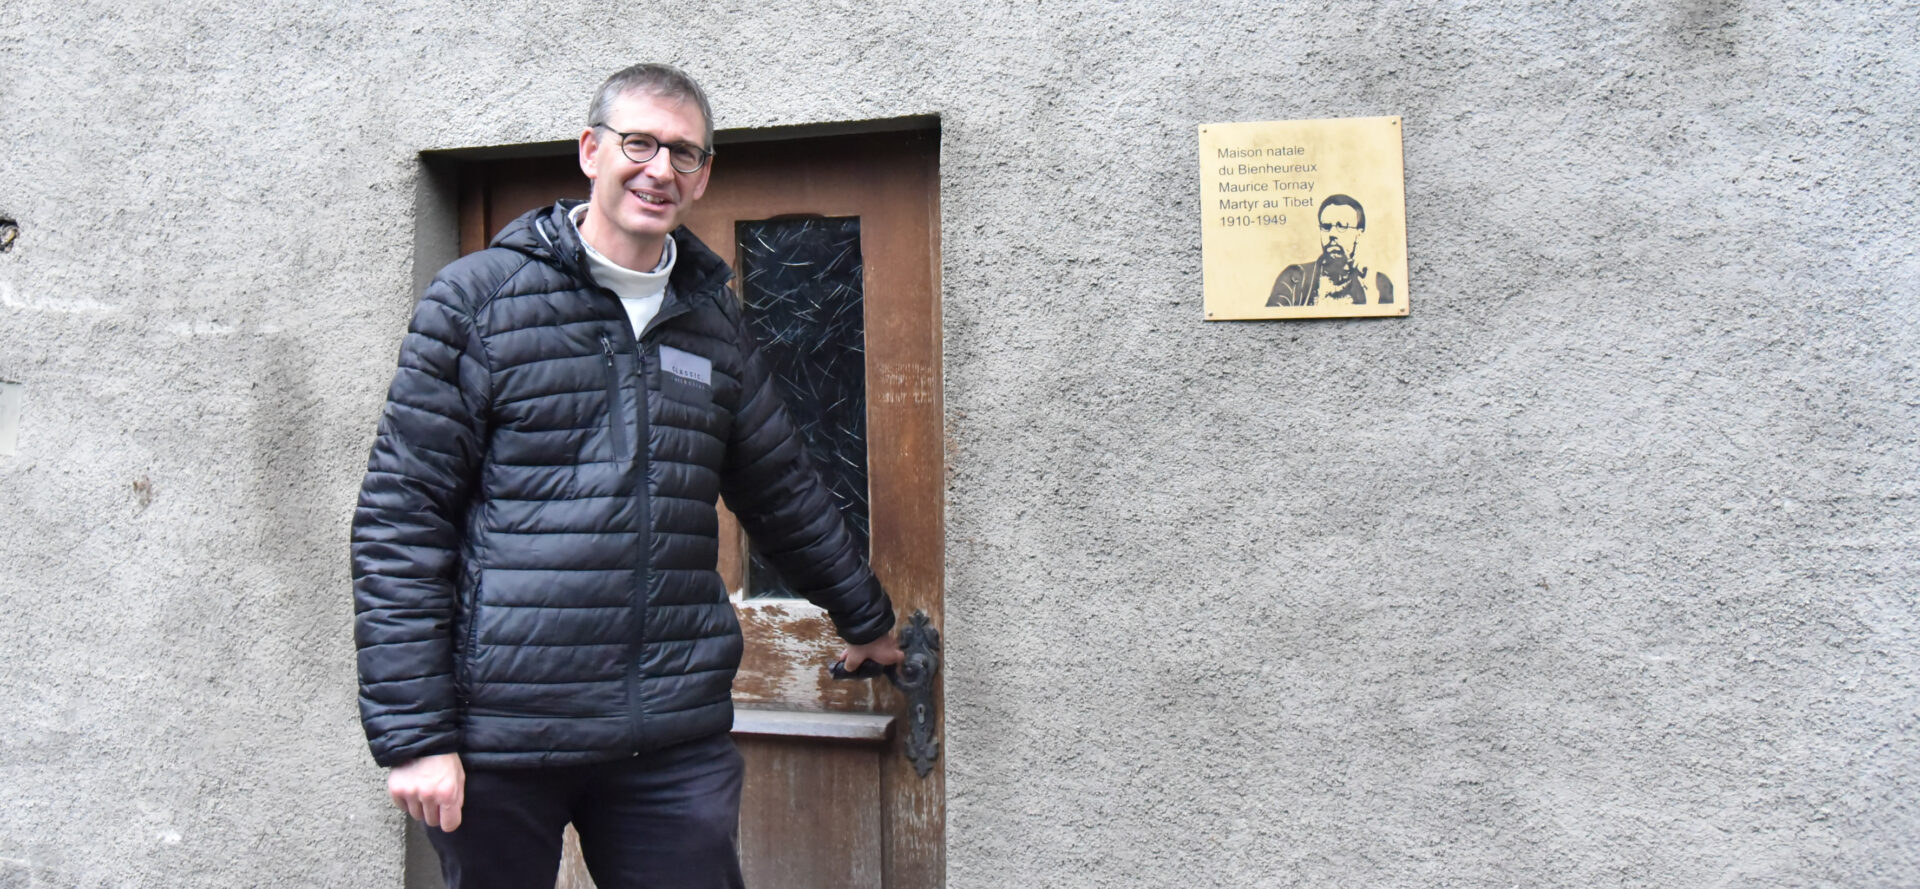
[735,216,868,599]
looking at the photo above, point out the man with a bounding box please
[1266,193,1395,308]
[352,64,902,889]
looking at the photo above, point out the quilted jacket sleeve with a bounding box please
[718,303,896,645]
[350,277,491,767]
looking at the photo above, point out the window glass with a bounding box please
[735,216,868,599]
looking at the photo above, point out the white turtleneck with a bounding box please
[569,203,674,338]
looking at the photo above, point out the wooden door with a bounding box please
[445,123,944,889]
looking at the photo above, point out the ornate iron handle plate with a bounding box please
[828,610,942,777]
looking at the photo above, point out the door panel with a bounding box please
[733,734,886,888]
[452,125,943,889]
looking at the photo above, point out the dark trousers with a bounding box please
[426,733,746,889]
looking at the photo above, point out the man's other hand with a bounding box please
[388,752,466,832]
[841,633,905,673]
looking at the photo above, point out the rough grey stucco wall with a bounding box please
[1,1,1914,887]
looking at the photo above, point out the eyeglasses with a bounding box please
[1319,222,1361,233]
[594,125,713,174]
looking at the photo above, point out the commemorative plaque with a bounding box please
[1198,116,1409,320]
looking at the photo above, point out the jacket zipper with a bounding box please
[626,287,694,753]
[628,333,652,753]
[624,284,704,748]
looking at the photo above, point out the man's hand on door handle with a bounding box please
[838,632,906,675]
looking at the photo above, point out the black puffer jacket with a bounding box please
[352,201,893,768]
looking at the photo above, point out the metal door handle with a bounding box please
[828,610,941,777]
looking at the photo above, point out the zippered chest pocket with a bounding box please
[599,332,631,454]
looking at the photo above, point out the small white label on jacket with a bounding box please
[659,345,712,386]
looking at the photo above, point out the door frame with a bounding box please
[415,115,945,889]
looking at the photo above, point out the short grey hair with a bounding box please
[586,63,715,149]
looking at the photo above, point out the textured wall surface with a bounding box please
[1,1,1914,886]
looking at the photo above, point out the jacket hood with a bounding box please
[491,200,734,298]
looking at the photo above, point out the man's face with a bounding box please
[578,91,712,250]
[1318,203,1363,277]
